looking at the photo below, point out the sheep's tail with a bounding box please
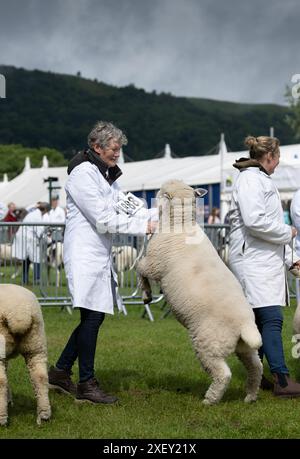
[240,323,262,350]
[5,303,33,334]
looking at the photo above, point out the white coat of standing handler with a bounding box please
[48,122,156,404]
[228,135,300,398]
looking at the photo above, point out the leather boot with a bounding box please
[76,377,118,404]
[273,373,300,398]
[48,365,77,396]
[260,374,274,391]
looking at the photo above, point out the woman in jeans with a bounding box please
[228,135,300,397]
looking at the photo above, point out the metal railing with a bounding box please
[0,222,231,318]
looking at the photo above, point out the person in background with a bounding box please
[12,202,50,284]
[3,202,17,222]
[3,202,18,241]
[47,195,66,243]
[228,135,300,397]
[208,207,221,224]
[0,202,7,220]
[282,200,292,225]
[48,121,157,404]
[291,190,300,304]
[49,196,65,224]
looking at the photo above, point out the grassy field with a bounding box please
[1,299,300,439]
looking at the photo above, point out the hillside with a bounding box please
[0,65,295,160]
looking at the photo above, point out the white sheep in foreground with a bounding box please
[0,284,51,425]
[137,179,263,405]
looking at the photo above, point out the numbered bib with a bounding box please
[116,192,144,216]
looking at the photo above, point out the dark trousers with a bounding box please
[56,308,105,383]
[254,305,289,375]
[22,258,40,284]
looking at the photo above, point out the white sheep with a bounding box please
[0,284,51,425]
[137,179,262,405]
[47,241,64,287]
[112,245,138,288]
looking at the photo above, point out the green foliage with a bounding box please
[0,65,296,161]
[0,144,67,179]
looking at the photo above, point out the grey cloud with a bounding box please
[0,0,299,103]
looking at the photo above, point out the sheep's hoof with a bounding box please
[244,394,257,403]
[142,291,152,304]
[37,409,51,425]
[0,416,8,426]
[202,398,215,406]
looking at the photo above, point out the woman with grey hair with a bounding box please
[49,121,156,404]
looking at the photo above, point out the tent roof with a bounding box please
[0,142,300,208]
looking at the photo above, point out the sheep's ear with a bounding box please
[194,188,208,197]
[163,192,171,200]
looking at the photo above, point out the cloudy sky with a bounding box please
[0,0,299,104]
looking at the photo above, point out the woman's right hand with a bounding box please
[292,226,298,238]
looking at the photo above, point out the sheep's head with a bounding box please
[156,180,207,231]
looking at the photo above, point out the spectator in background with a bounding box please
[0,202,8,221]
[49,196,65,224]
[208,207,221,224]
[3,202,17,222]
[291,190,300,304]
[3,202,18,242]
[12,202,50,284]
[43,195,66,243]
[283,200,292,225]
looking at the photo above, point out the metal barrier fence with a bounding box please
[0,222,232,319]
[1,221,297,320]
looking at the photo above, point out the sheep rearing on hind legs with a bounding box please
[137,179,263,405]
[0,284,51,426]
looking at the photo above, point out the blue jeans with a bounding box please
[56,308,105,383]
[254,306,289,375]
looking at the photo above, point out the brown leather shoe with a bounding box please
[48,365,77,396]
[273,373,300,398]
[260,374,274,391]
[76,377,118,404]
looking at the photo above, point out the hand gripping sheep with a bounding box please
[0,284,51,425]
[137,180,263,405]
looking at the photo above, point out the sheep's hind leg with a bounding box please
[137,258,152,304]
[0,361,8,426]
[25,354,51,425]
[236,350,262,403]
[199,355,232,405]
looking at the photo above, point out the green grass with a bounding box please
[2,300,300,439]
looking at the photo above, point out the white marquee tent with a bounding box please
[0,139,299,219]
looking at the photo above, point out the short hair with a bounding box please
[87,121,128,149]
[245,136,280,160]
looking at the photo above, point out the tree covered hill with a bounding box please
[0,65,295,160]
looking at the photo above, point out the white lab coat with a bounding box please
[228,167,293,308]
[49,206,66,224]
[12,208,45,262]
[291,190,300,256]
[64,162,151,314]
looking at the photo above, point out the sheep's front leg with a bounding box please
[137,258,153,304]
[0,361,8,426]
[25,354,51,425]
